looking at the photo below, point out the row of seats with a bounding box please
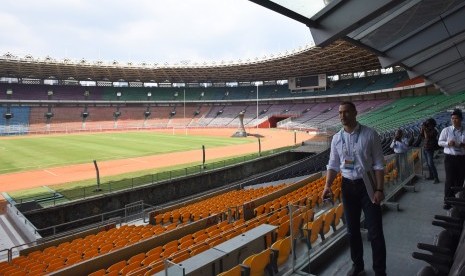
[151,185,286,226]
[0,185,289,275]
[0,224,177,275]
[87,176,337,275]
[0,175,337,276]
[88,216,274,275]
[217,201,345,276]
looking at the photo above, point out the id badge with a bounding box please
[344,158,355,170]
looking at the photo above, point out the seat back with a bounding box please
[217,264,243,276]
[310,214,324,244]
[334,203,344,229]
[271,236,292,267]
[243,248,272,276]
[322,208,336,235]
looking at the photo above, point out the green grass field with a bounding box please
[0,131,254,174]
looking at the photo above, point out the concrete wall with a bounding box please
[23,151,309,237]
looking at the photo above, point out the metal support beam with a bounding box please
[309,0,405,47]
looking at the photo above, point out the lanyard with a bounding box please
[340,125,362,158]
[453,127,463,137]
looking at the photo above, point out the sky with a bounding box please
[0,0,325,65]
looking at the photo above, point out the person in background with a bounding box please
[420,118,440,183]
[323,101,386,276]
[390,129,409,180]
[438,109,465,209]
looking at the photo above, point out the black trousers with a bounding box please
[444,154,465,199]
[341,177,386,275]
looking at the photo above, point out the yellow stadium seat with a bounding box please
[120,261,142,276]
[106,260,127,273]
[271,236,292,271]
[334,203,345,230]
[275,220,290,241]
[141,254,161,267]
[88,269,106,276]
[242,248,272,276]
[217,264,243,276]
[303,214,323,249]
[146,246,163,257]
[322,207,336,238]
[128,252,146,264]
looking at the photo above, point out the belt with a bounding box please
[342,177,364,184]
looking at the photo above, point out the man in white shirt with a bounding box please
[323,101,386,276]
[390,129,409,180]
[438,108,465,209]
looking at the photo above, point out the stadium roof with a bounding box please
[0,40,380,84]
[250,0,465,95]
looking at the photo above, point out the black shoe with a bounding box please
[347,265,365,276]
[433,178,440,184]
[426,176,434,180]
[443,204,451,210]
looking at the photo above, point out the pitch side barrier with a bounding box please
[12,146,296,210]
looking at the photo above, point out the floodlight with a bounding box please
[147,92,152,97]
[116,92,121,97]
[47,90,53,96]
[6,89,13,95]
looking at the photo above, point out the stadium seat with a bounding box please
[303,214,324,249]
[141,254,161,267]
[242,248,273,276]
[322,207,336,238]
[88,269,106,276]
[170,251,191,263]
[271,236,292,269]
[163,240,179,250]
[144,261,165,276]
[120,261,142,275]
[217,264,248,276]
[106,260,127,273]
[161,245,178,258]
[65,254,82,266]
[333,203,345,230]
[178,234,193,245]
[179,239,195,250]
[82,248,99,260]
[128,252,146,264]
[190,244,210,256]
[275,220,290,241]
[99,243,114,254]
[208,236,226,247]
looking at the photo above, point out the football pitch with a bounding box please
[0,131,254,175]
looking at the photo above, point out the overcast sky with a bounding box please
[0,0,325,65]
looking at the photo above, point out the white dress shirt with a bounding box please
[327,123,385,180]
[390,138,409,153]
[438,125,465,155]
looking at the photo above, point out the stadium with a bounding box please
[0,1,464,275]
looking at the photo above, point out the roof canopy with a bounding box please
[0,40,379,84]
[251,0,465,94]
